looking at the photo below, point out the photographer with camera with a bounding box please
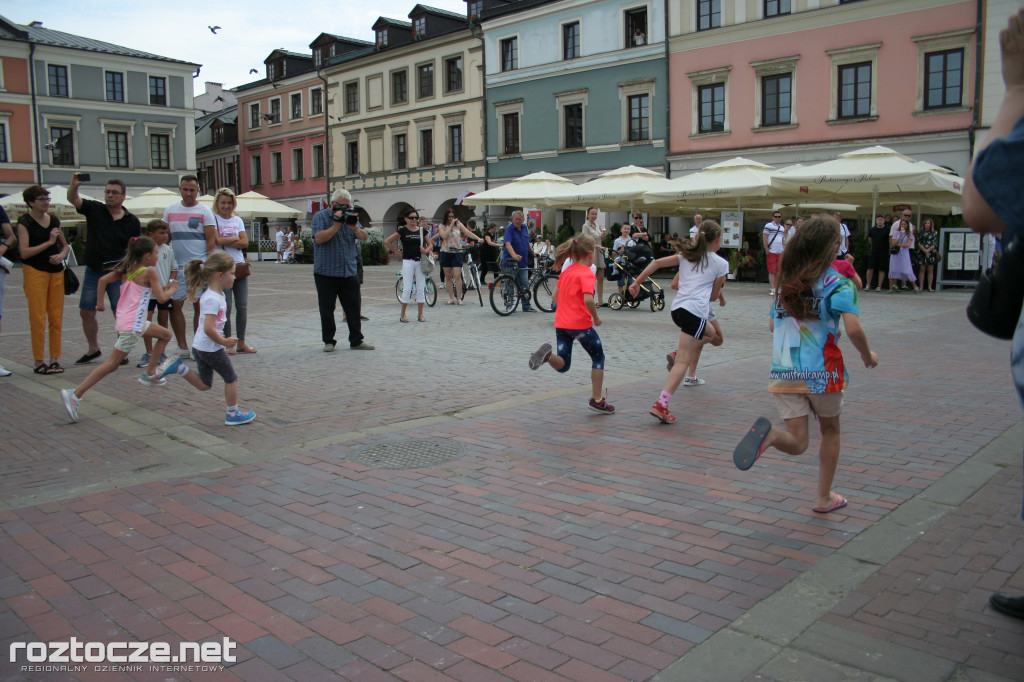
[312,189,373,351]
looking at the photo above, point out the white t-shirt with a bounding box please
[276,230,286,250]
[562,257,597,277]
[671,252,730,320]
[164,200,215,268]
[837,222,851,256]
[215,215,246,264]
[763,220,786,254]
[689,225,699,240]
[193,288,227,353]
[154,243,175,286]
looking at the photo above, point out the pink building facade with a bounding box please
[667,0,978,178]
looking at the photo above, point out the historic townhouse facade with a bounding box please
[666,0,978,178]
[478,0,667,228]
[195,105,239,196]
[323,5,484,233]
[0,15,199,198]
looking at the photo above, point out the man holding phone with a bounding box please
[67,173,140,364]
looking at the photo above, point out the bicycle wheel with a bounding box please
[608,293,624,310]
[490,275,519,316]
[424,277,438,307]
[533,273,557,313]
[395,275,404,303]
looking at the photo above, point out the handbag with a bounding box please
[63,260,79,296]
[418,226,435,274]
[889,246,900,255]
[234,261,251,279]
[967,236,1024,340]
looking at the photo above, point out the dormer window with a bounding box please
[468,0,482,20]
[376,28,388,47]
[413,17,426,38]
[267,63,276,80]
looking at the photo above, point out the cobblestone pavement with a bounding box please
[0,261,1021,681]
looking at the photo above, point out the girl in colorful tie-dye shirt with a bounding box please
[733,216,879,515]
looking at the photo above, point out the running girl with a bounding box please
[528,235,613,414]
[630,220,729,424]
[732,216,878,514]
[153,251,256,426]
[61,236,178,422]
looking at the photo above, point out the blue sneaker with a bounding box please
[225,410,256,426]
[155,354,182,380]
[136,352,151,368]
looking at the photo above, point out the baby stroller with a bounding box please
[607,243,665,312]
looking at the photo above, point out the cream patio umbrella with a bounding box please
[122,187,182,219]
[543,165,677,212]
[217,191,303,220]
[460,171,577,207]
[642,158,808,213]
[0,185,96,222]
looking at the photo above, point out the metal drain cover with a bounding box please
[351,439,466,470]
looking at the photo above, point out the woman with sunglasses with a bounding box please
[384,208,433,322]
[17,185,69,374]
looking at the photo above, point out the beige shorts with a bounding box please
[773,391,843,420]
[594,248,606,269]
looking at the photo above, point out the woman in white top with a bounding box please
[581,207,607,306]
[211,188,256,354]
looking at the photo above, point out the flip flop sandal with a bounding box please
[48,362,65,374]
[812,494,848,514]
[400,317,410,323]
[734,417,772,471]
[34,364,50,375]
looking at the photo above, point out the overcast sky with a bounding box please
[6,0,470,95]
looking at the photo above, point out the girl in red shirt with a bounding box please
[528,235,613,414]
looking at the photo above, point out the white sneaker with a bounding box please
[769,288,776,296]
[0,364,11,377]
[61,388,80,423]
[683,376,706,387]
[138,372,167,387]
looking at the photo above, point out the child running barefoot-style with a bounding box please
[630,220,729,424]
[61,236,178,422]
[733,216,878,514]
[153,251,256,425]
[137,220,176,369]
[529,235,614,414]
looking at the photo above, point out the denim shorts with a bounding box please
[79,266,121,311]
[440,251,464,269]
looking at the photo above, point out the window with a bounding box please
[267,63,276,81]
[149,76,166,106]
[625,8,647,47]
[0,123,7,163]
[48,65,68,97]
[314,48,323,69]
[226,161,236,189]
[311,88,323,115]
[151,134,170,169]
[502,113,520,155]
[563,22,580,60]
[392,70,408,104]
[49,127,74,165]
[445,56,463,93]
[290,93,302,119]
[564,103,583,148]
[420,129,433,166]
[269,98,281,124]
[105,72,124,102]
[764,0,790,17]
[925,49,963,110]
[762,74,791,126]
[418,64,434,99]
[501,38,518,71]
[212,124,224,145]
[376,28,388,47]
[347,140,359,175]
[251,155,262,186]
[697,0,721,31]
[250,103,260,129]
[838,62,871,118]
[698,83,725,133]
[468,0,482,20]
[312,144,324,178]
[627,94,649,141]
[448,125,462,163]
[291,148,303,180]
[345,82,359,114]
[394,134,407,169]
[271,151,283,183]
[413,17,426,38]
[107,131,129,168]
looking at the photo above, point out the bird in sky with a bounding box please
[209,26,221,34]
[193,66,201,77]
[249,68,259,74]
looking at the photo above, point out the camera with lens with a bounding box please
[332,204,360,226]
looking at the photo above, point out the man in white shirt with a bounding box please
[763,211,787,295]
[163,175,216,355]
[834,212,851,257]
[689,213,703,240]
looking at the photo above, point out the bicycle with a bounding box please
[394,270,437,307]
[458,249,484,307]
[490,262,559,316]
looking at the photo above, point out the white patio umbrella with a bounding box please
[199,191,303,220]
[0,185,96,222]
[643,158,805,212]
[544,165,677,211]
[771,146,963,218]
[460,171,577,207]
[122,187,181,219]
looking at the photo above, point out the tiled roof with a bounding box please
[0,15,197,67]
[411,4,467,21]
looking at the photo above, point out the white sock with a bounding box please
[227,404,240,415]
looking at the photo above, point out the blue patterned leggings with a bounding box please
[555,327,605,373]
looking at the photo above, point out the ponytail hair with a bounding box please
[551,234,596,270]
[110,235,157,278]
[776,215,842,319]
[676,219,722,272]
[184,250,235,302]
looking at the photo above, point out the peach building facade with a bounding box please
[667,0,978,177]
